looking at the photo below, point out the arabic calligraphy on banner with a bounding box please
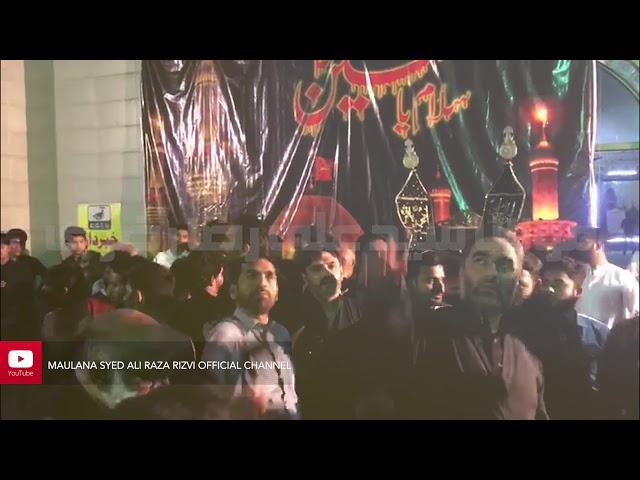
[77,203,122,255]
[293,60,472,139]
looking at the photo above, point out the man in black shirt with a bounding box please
[173,249,226,356]
[1,233,37,339]
[292,242,365,419]
[6,228,47,286]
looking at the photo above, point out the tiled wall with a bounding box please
[24,60,60,265]
[1,60,31,241]
[53,60,146,255]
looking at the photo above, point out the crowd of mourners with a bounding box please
[1,218,638,420]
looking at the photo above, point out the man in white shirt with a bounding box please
[570,229,639,328]
[153,224,190,269]
[628,251,639,282]
[202,255,298,418]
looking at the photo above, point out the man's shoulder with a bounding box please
[501,302,550,353]
[22,255,47,276]
[170,255,190,272]
[269,320,291,340]
[503,333,545,367]
[18,255,40,265]
[416,304,463,337]
[5,258,33,277]
[340,295,363,322]
[429,304,465,322]
[205,318,245,342]
[9,257,31,269]
[577,313,610,332]
[606,262,637,282]
[578,313,610,350]
[503,301,537,324]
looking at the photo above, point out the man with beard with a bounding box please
[202,255,298,418]
[407,251,449,310]
[153,224,191,269]
[372,250,450,418]
[291,242,364,419]
[386,251,449,370]
[507,258,610,419]
[412,228,548,419]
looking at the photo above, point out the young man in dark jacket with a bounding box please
[505,258,609,419]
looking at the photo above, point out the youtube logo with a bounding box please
[9,350,34,368]
[0,341,42,384]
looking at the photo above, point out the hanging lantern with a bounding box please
[395,139,434,251]
[482,126,526,230]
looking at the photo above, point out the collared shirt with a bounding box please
[202,307,298,416]
[576,313,610,386]
[153,249,189,269]
[576,262,639,328]
[92,278,107,296]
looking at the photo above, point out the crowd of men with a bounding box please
[1,219,638,420]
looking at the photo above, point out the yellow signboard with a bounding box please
[77,203,122,255]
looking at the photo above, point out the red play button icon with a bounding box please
[1,341,42,384]
[8,350,33,368]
